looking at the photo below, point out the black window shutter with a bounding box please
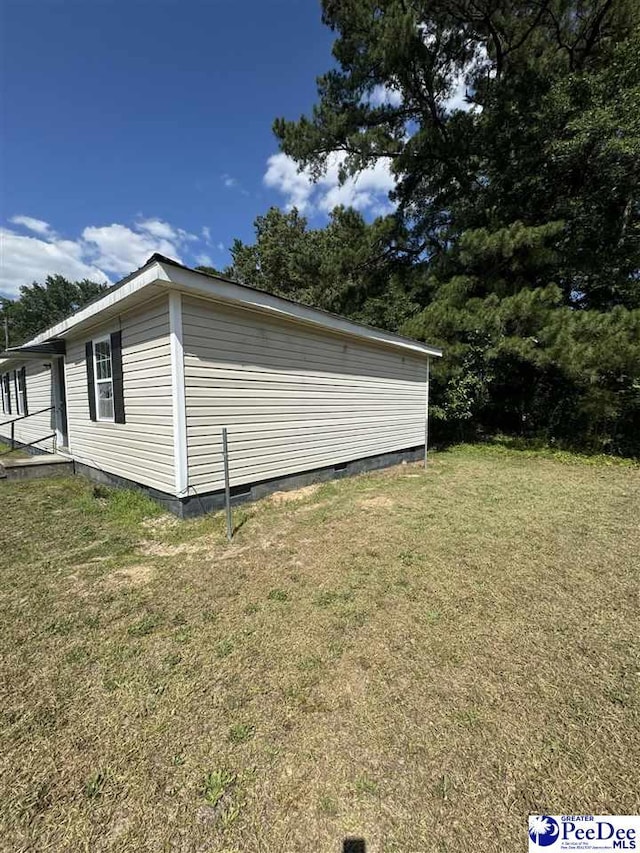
[19,367,28,416]
[85,341,97,421]
[1,374,8,414]
[110,331,125,424]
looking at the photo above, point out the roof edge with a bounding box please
[17,253,443,359]
[1,340,66,358]
[155,255,443,359]
[21,258,165,346]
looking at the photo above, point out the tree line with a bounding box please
[3,0,639,455]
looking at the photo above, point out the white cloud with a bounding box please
[316,156,396,214]
[135,217,198,243]
[195,253,213,267]
[221,173,250,197]
[216,242,225,252]
[368,84,403,108]
[263,152,397,217]
[135,217,177,241]
[264,153,317,212]
[82,224,182,275]
[9,215,54,237]
[1,216,208,298]
[202,226,211,243]
[0,228,111,297]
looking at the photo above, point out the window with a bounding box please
[15,369,26,416]
[86,332,124,424]
[1,374,9,415]
[93,337,114,421]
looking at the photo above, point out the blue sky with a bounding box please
[0,0,398,297]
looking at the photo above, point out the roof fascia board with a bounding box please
[4,342,66,357]
[18,256,443,359]
[159,262,443,358]
[24,262,164,346]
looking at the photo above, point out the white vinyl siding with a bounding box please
[64,297,175,493]
[182,295,427,493]
[0,362,56,452]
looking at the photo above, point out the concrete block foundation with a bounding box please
[72,445,425,518]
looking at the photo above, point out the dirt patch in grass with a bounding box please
[104,564,155,589]
[140,514,181,533]
[358,495,395,509]
[295,501,330,514]
[0,446,638,852]
[269,484,321,504]
[138,538,207,558]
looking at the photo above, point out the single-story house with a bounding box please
[0,254,442,516]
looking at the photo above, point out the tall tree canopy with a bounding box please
[275,0,639,308]
[1,276,108,348]
[228,205,422,330]
[271,0,640,454]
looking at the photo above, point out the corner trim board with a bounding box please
[62,356,74,454]
[169,292,188,496]
[424,356,430,469]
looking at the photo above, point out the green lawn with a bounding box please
[0,440,28,459]
[1,444,638,852]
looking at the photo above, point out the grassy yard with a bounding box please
[0,440,28,459]
[1,445,638,852]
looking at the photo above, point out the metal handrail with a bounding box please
[0,406,56,454]
[0,405,55,428]
[0,433,57,457]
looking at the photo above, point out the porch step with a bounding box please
[0,454,74,481]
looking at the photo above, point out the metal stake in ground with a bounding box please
[222,427,233,541]
[424,357,430,469]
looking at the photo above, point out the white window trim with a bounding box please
[93,335,115,423]
[1,375,9,415]
[16,369,26,417]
